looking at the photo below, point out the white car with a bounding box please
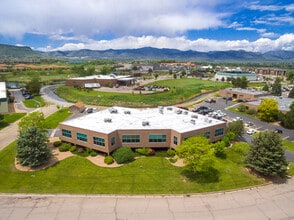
[246,129,256,135]
[233,116,243,122]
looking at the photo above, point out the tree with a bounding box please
[240,76,249,89]
[271,78,282,96]
[246,131,288,178]
[153,72,159,80]
[176,136,216,173]
[16,127,51,168]
[280,101,294,129]
[227,120,244,139]
[258,98,278,122]
[18,111,45,134]
[288,87,294,98]
[112,147,134,164]
[262,84,269,91]
[173,73,177,79]
[286,70,294,83]
[27,76,41,95]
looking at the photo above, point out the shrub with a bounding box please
[148,148,155,155]
[167,149,176,157]
[224,131,236,141]
[59,143,71,152]
[135,148,149,156]
[169,158,178,163]
[69,145,77,152]
[78,147,84,153]
[112,147,134,164]
[90,150,98,157]
[237,104,246,112]
[104,155,114,164]
[246,108,257,115]
[213,141,226,158]
[53,140,62,147]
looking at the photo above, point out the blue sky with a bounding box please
[0,0,293,52]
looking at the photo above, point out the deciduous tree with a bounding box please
[286,70,294,83]
[18,111,45,134]
[176,136,216,173]
[227,120,244,139]
[258,98,278,122]
[246,131,288,178]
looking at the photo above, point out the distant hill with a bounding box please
[42,47,294,62]
[1,44,294,62]
[0,44,43,62]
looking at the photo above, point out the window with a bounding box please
[77,132,87,142]
[62,129,72,138]
[93,137,105,147]
[111,137,115,146]
[173,136,178,145]
[215,128,224,137]
[149,134,166,143]
[204,131,210,139]
[122,135,140,143]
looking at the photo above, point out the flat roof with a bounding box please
[247,96,294,112]
[225,88,269,96]
[60,106,225,134]
[0,82,6,99]
[69,75,130,80]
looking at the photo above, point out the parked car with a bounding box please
[245,122,254,127]
[274,128,283,134]
[246,129,256,135]
[205,98,216,103]
[233,116,243,122]
[192,106,213,113]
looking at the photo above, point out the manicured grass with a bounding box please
[56,78,229,107]
[288,163,294,176]
[23,96,46,108]
[43,107,72,129]
[0,113,26,130]
[0,142,266,194]
[283,140,294,152]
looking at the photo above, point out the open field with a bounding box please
[56,78,229,107]
[0,142,266,194]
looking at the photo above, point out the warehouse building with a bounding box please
[219,88,270,102]
[59,106,227,154]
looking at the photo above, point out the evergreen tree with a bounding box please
[271,78,282,96]
[16,127,51,168]
[246,131,288,178]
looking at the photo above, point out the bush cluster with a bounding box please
[53,141,62,147]
[112,147,134,164]
[166,149,176,157]
[104,155,114,164]
[59,143,71,152]
[135,148,155,156]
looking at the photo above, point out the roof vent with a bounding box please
[142,121,150,126]
[190,119,196,125]
[167,107,173,111]
[176,109,182,114]
[191,114,198,119]
[104,118,112,123]
[109,108,118,113]
[183,111,188,115]
[124,110,131,114]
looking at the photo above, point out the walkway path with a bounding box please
[0,178,293,220]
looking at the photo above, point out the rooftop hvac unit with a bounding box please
[124,110,131,114]
[109,108,118,113]
[191,114,198,119]
[183,111,188,115]
[167,107,173,111]
[190,119,196,125]
[176,109,182,114]
[104,118,112,123]
[209,120,212,123]
[142,121,150,126]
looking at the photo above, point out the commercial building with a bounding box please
[65,74,135,88]
[244,96,294,114]
[215,68,257,81]
[59,106,227,154]
[219,88,270,102]
[0,82,8,113]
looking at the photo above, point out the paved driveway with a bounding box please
[0,178,293,220]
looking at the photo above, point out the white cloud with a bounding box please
[37,33,294,53]
[0,0,227,38]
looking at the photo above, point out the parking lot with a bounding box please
[193,97,294,141]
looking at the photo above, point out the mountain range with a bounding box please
[1,44,294,62]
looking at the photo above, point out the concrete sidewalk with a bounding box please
[0,178,293,220]
[0,105,57,150]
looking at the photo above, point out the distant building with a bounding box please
[245,96,294,114]
[65,74,135,87]
[219,88,270,102]
[59,106,227,154]
[215,67,257,81]
[0,82,8,113]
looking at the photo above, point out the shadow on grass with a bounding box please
[0,122,9,130]
[181,167,220,184]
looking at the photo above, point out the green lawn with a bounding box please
[23,96,46,108]
[43,107,72,129]
[0,142,266,194]
[0,113,26,130]
[283,140,294,152]
[56,78,229,107]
